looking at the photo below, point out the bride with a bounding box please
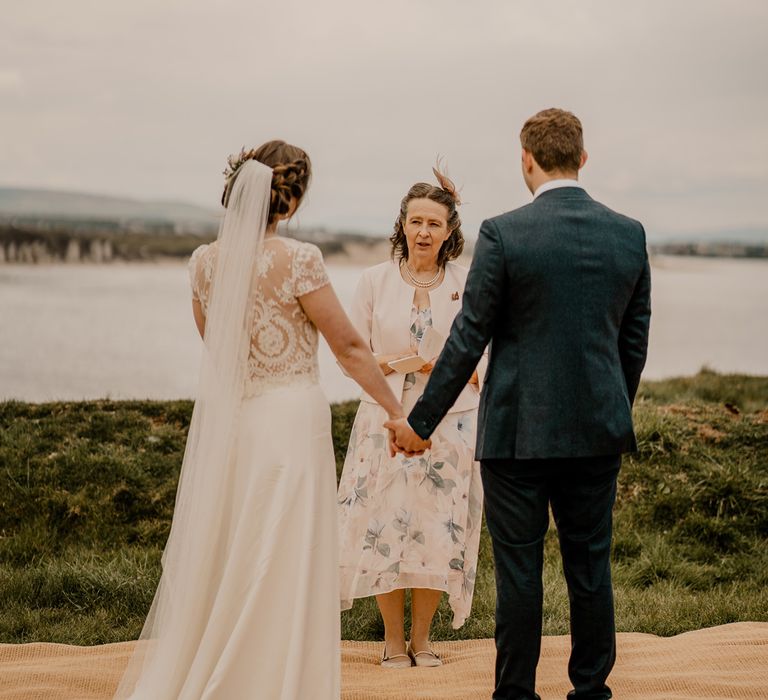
[113,140,404,699]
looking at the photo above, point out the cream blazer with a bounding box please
[349,260,488,413]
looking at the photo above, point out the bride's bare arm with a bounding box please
[192,300,206,339]
[299,284,403,419]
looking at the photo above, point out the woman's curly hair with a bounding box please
[390,164,464,268]
[222,140,311,226]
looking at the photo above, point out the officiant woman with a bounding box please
[337,168,487,668]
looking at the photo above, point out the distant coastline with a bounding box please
[0,219,392,266]
[0,218,455,266]
[1,187,766,264]
[647,241,768,259]
[2,219,767,266]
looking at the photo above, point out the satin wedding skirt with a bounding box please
[115,383,341,700]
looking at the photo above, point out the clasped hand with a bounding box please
[383,417,431,457]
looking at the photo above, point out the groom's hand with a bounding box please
[383,417,431,457]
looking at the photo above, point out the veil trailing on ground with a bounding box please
[114,160,272,699]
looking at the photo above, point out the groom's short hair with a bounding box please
[520,108,583,173]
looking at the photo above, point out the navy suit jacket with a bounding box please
[408,186,651,460]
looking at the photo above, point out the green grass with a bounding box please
[1,370,766,644]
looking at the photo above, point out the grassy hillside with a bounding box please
[0,370,765,644]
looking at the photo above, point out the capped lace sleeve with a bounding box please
[292,242,330,297]
[188,244,217,312]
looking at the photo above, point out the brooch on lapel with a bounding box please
[451,292,459,301]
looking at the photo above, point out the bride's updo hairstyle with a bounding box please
[221,140,312,225]
[389,163,464,268]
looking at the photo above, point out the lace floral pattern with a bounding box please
[189,237,330,394]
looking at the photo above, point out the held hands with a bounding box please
[383,417,431,457]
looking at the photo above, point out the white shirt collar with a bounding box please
[533,178,584,200]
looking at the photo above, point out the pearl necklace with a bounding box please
[402,261,442,288]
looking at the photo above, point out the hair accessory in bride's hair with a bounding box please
[432,157,462,206]
[222,147,262,207]
[223,147,258,181]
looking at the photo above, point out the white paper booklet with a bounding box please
[387,326,445,374]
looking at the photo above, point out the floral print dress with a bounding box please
[337,305,483,628]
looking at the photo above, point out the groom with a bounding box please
[386,108,651,700]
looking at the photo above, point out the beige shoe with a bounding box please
[407,642,442,667]
[381,645,413,669]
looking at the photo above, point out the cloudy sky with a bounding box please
[2,1,766,238]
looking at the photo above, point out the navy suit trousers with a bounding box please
[480,457,620,700]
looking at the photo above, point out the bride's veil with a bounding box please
[114,160,273,698]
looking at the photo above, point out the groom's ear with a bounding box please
[522,149,535,174]
[579,150,588,170]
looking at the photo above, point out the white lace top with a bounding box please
[188,236,330,395]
